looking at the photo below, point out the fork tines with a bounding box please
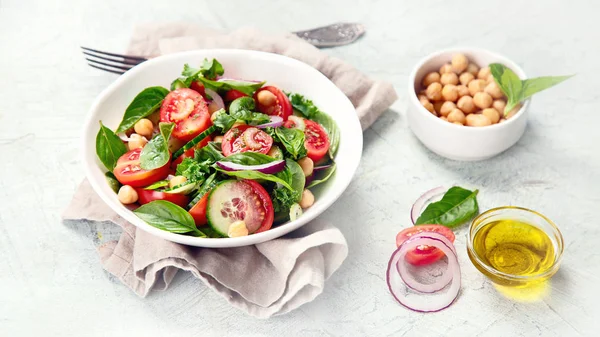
[81,46,148,75]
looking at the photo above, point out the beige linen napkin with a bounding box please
[65,24,397,318]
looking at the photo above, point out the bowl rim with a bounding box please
[82,49,363,247]
[408,47,530,131]
[466,206,565,281]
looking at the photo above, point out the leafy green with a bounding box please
[170,59,225,90]
[489,63,573,116]
[216,168,293,190]
[134,200,206,236]
[170,78,190,91]
[286,159,305,194]
[96,121,128,171]
[197,78,265,96]
[200,58,224,80]
[415,187,479,228]
[195,141,224,164]
[176,157,208,182]
[288,93,340,157]
[271,159,304,213]
[144,180,170,190]
[229,97,271,125]
[275,127,307,160]
[212,109,236,132]
[140,122,174,170]
[105,172,121,192]
[307,162,337,188]
[219,152,277,165]
[115,87,169,133]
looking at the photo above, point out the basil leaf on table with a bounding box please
[219,152,277,165]
[415,186,479,228]
[115,87,169,133]
[307,162,337,188]
[216,168,293,191]
[275,127,307,160]
[140,122,174,170]
[490,63,573,116]
[96,121,127,171]
[134,200,206,236]
[288,92,340,157]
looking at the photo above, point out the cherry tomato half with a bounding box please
[224,89,248,102]
[113,149,170,188]
[395,225,456,266]
[136,188,190,208]
[160,88,212,142]
[221,125,273,157]
[303,119,330,162]
[189,81,206,97]
[254,86,292,120]
[189,192,209,226]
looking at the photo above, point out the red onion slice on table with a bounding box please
[216,159,286,174]
[387,235,461,312]
[256,116,284,129]
[205,88,225,111]
[410,186,447,225]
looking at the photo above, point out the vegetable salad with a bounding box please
[96,58,340,238]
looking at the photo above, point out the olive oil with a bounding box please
[472,219,555,280]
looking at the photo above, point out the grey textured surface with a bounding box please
[1,0,599,336]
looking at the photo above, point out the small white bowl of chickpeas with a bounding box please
[407,48,530,161]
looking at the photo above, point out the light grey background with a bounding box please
[1,0,598,336]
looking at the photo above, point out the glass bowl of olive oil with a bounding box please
[467,206,564,287]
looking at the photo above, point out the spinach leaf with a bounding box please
[144,180,169,190]
[286,159,305,196]
[176,158,208,182]
[275,127,307,160]
[195,141,224,164]
[216,168,293,190]
[228,97,271,125]
[116,87,169,133]
[134,200,206,236]
[288,93,340,157]
[140,122,174,170]
[212,109,236,132]
[197,78,265,96]
[96,121,128,171]
[415,187,479,228]
[307,162,337,188]
[219,152,277,165]
[105,171,121,192]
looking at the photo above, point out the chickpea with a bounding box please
[473,92,493,109]
[459,72,474,86]
[457,95,476,114]
[492,99,506,114]
[128,133,148,151]
[118,185,138,205]
[297,157,314,177]
[134,118,154,139]
[465,63,477,76]
[481,108,500,124]
[439,63,454,74]
[256,90,277,106]
[439,101,456,117]
[468,79,486,96]
[484,81,504,99]
[425,82,443,101]
[213,135,224,143]
[478,66,491,80]
[441,84,459,102]
[433,101,444,114]
[440,72,459,86]
[456,85,470,98]
[227,220,249,238]
[451,53,469,73]
[417,94,428,102]
[447,109,466,124]
[505,104,522,119]
[466,113,492,127]
[421,100,436,115]
[453,122,463,126]
[169,175,187,188]
[299,189,315,209]
[422,72,441,87]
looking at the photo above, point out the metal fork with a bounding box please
[82,23,365,75]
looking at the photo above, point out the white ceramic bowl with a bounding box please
[82,49,362,248]
[407,48,530,161]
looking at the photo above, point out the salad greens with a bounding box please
[96,121,127,171]
[489,63,573,116]
[274,127,307,160]
[134,200,207,237]
[307,163,337,189]
[140,122,174,170]
[105,172,121,193]
[415,187,479,228]
[116,87,169,133]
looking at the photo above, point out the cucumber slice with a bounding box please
[207,180,268,237]
[164,181,197,195]
[289,203,303,221]
[172,125,217,160]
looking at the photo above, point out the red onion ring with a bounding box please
[387,235,461,312]
[216,159,285,174]
[410,186,447,225]
[205,88,225,111]
[256,116,284,129]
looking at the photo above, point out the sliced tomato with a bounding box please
[224,89,248,102]
[171,135,211,168]
[221,125,273,157]
[136,188,190,208]
[189,192,209,226]
[303,119,330,162]
[395,225,456,266]
[254,86,292,120]
[189,81,206,97]
[160,88,212,142]
[246,180,275,233]
[113,149,170,188]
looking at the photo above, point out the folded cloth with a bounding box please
[65,23,397,318]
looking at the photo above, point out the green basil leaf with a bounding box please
[286,159,305,198]
[171,77,192,91]
[216,168,293,190]
[195,141,224,164]
[228,97,270,125]
[212,109,236,132]
[115,87,169,133]
[105,171,121,193]
[96,121,128,171]
[490,64,523,113]
[134,200,204,236]
[521,75,573,101]
[140,122,174,170]
[219,152,277,165]
[144,180,170,190]
[197,77,265,96]
[307,162,337,188]
[275,127,307,160]
[415,187,479,228]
